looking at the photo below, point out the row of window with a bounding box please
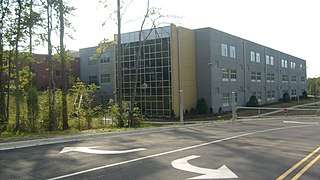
[250,51,261,63]
[88,55,111,66]
[221,43,236,58]
[251,72,262,82]
[265,55,274,65]
[88,74,111,85]
[223,93,238,107]
[222,69,237,82]
[266,73,275,82]
[220,43,304,70]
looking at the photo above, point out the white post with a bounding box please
[180,90,184,125]
[231,92,236,120]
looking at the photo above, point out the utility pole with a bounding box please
[117,0,123,112]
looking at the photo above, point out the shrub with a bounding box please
[196,98,208,114]
[190,107,195,115]
[247,95,259,107]
[302,91,308,99]
[209,107,213,114]
[283,92,290,102]
[185,109,189,116]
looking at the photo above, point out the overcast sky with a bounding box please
[48,0,319,78]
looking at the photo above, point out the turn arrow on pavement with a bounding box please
[59,147,146,155]
[171,155,238,179]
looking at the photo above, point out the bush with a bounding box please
[247,96,259,107]
[196,98,208,114]
[209,107,213,114]
[190,108,195,115]
[185,109,189,116]
[302,91,308,99]
[283,92,290,102]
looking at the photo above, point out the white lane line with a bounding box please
[47,124,315,180]
[283,121,319,125]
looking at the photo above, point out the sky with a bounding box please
[43,0,320,78]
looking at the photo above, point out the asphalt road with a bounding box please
[1,117,319,180]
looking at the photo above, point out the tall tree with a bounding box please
[58,0,68,130]
[128,0,163,126]
[46,0,56,130]
[14,0,24,131]
[0,0,8,126]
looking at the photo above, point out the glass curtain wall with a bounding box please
[117,37,172,117]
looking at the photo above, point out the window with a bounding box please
[89,76,98,85]
[230,69,237,81]
[266,55,270,65]
[267,91,271,101]
[221,43,228,57]
[100,74,111,83]
[271,73,275,82]
[223,93,230,106]
[88,57,96,66]
[284,60,288,68]
[230,46,236,58]
[270,56,274,65]
[256,53,261,63]
[291,76,296,83]
[100,56,110,63]
[267,73,271,82]
[282,75,288,83]
[281,59,285,67]
[281,59,288,68]
[291,62,296,69]
[222,68,229,81]
[251,72,256,82]
[301,76,305,83]
[292,90,297,97]
[271,91,275,100]
[215,87,220,94]
[250,51,255,62]
[257,72,262,82]
[254,92,262,102]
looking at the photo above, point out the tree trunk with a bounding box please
[14,0,23,131]
[47,0,56,131]
[59,0,69,130]
[0,23,5,125]
[129,0,151,126]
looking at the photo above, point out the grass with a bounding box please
[1,97,319,143]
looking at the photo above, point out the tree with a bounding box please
[70,80,100,130]
[0,0,11,127]
[27,86,39,132]
[14,0,24,131]
[46,0,57,131]
[58,0,68,130]
[128,0,164,126]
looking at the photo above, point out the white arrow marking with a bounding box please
[59,147,146,154]
[284,121,319,125]
[171,155,238,179]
